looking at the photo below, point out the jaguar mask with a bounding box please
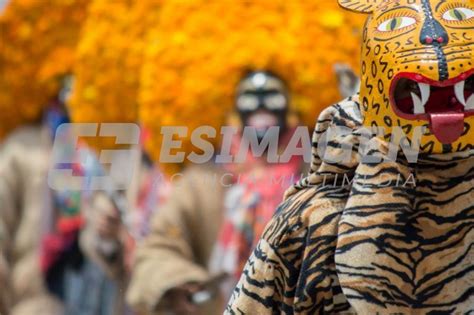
[339,0,474,154]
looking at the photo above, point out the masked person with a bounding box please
[209,71,305,299]
[226,0,474,313]
[125,70,307,315]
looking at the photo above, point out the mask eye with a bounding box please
[443,7,474,21]
[264,94,287,110]
[377,17,416,32]
[237,95,259,111]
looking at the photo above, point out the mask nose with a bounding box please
[420,18,449,46]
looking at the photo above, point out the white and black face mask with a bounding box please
[235,71,289,140]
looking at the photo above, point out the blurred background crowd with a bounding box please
[0,1,365,314]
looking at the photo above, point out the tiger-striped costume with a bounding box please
[225,96,473,313]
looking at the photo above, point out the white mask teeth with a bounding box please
[410,82,430,114]
[454,80,466,106]
[418,83,430,107]
[466,94,474,110]
[411,92,425,114]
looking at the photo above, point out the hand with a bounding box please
[91,193,121,240]
[162,283,204,315]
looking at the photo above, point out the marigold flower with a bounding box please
[0,0,89,139]
[69,0,162,151]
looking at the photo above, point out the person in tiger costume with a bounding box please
[226,0,474,313]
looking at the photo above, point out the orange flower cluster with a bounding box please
[70,0,162,125]
[69,0,162,151]
[139,0,366,170]
[0,0,89,139]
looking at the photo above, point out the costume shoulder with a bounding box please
[225,185,354,314]
[1,125,45,150]
[226,97,362,314]
[0,125,48,177]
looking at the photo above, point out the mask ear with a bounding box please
[338,0,377,13]
[334,64,360,99]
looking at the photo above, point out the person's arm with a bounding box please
[126,169,212,313]
[79,149,145,281]
[79,192,126,280]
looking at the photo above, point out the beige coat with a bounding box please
[126,165,227,315]
[0,125,63,315]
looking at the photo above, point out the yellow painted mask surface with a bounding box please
[339,0,474,154]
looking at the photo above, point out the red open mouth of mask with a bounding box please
[391,70,474,144]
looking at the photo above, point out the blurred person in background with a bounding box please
[0,77,123,315]
[78,150,171,315]
[208,71,307,299]
[0,77,74,315]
